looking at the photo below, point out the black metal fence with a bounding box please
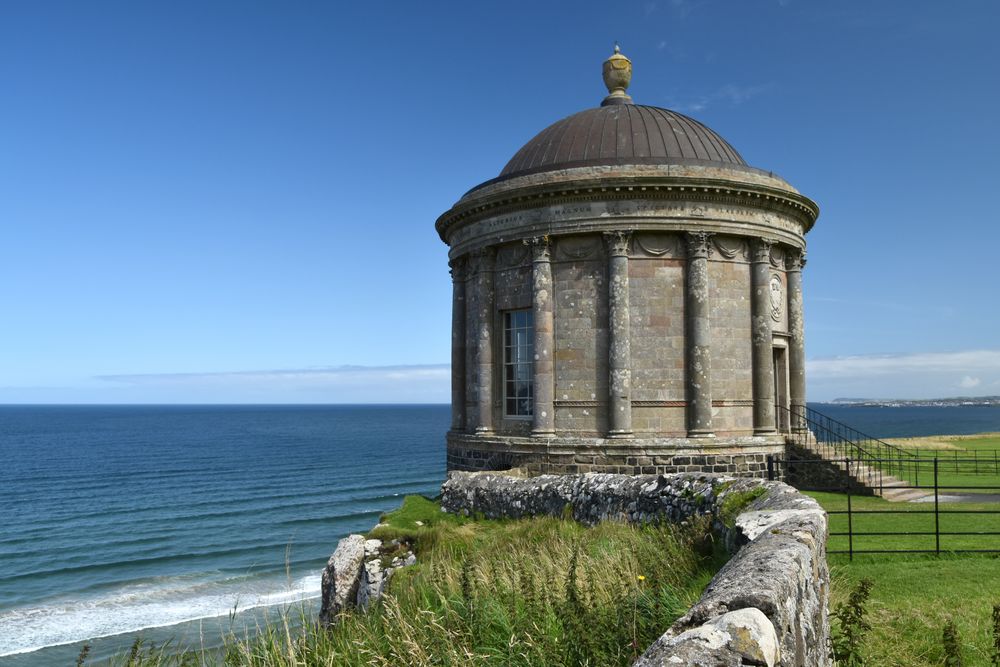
[909,449,1000,476]
[768,456,1000,559]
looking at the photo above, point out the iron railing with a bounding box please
[908,449,1000,477]
[776,403,922,492]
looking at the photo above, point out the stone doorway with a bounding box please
[773,345,789,432]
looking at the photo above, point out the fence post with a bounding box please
[934,457,940,556]
[878,454,883,496]
[846,457,853,561]
[974,449,978,474]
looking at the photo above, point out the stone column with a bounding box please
[751,238,777,435]
[786,248,807,432]
[473,247,496,434]
[684,232,714,437]
[528,237,555,436]
[605,231,632,437]
[449,257,466,432]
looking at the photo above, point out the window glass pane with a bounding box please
[503,308,534,417]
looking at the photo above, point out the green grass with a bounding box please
[98,496,724,667]
[827,554,1000,666]
[809,491,1000,666]
[717,486,768,527]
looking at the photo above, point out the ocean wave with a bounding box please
[0,571,321,658]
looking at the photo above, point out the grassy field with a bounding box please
[887,433,1000,451]
[98,496,726,667]
[827,553,1000,666]
[807,487,1000,666]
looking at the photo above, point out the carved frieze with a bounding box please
[554,400,602,408]
[471,246,496,274]
[495,243,529,269]
[769,244,785,269]
[632,400,686,407]
[712,235,748,261]
[555,235,602,261]
[633,233,681,258]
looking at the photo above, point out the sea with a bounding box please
[2,402,999,665]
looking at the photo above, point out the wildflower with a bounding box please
[637,575,646,581]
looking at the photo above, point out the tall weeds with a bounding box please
[96,506,718,667]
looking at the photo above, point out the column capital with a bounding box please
[524,236,551,262]
[603,230,632,257]
[684,231,715,259]
[751,237,776,264]
[448,256,467,281]
[784,247,806,272]
[471,246,496,273]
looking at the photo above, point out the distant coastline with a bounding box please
[825,396,1000,408]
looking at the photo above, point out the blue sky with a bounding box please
[2,0,998,403]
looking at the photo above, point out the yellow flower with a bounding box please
[637,575,646,581]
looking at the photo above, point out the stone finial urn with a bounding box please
[601,44,633,106]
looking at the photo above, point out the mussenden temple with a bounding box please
[436,47,819,477]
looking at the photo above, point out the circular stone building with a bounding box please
[436,48,818,477]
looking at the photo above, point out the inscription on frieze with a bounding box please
[550,203,592,217]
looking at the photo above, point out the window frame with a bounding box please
[502,309,534,419]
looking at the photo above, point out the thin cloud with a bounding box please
[807,350,1000,401]
[98,364,450,386]
[666,83,774,113]
[808,350,1000,379]
[90,364,451,403]
[666,0,706,19]
[959,376,982,389]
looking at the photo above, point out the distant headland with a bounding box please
[826,396,1000,407]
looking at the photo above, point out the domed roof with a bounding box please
[497,104,747,182]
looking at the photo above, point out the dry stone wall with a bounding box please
[441,471,830,667]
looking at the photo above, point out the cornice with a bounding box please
[436,174,819,243]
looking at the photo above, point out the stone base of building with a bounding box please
[446,431,784,478]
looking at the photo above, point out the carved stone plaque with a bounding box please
[769,274,783,322]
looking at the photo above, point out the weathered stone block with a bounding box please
[319,534,366,626]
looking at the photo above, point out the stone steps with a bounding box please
[794,439,929,502]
